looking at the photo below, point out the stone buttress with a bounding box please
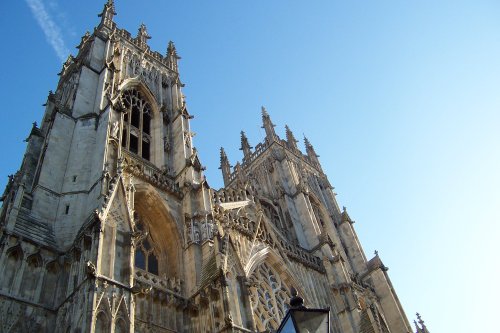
[0,1,416,333]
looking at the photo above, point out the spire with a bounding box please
[98,0,116,28]
[303,135,321,169]
[304,135,313,150]
[285,125,298,151]
[261,106,277,143]
[166,41,180,72]
[240,131,253,161]
[220,147,229,166]
[414,321,422,333]
[136,23,151,46]
[415,313,430,333]
[219,147,231,185]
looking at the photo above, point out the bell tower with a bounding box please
[0,1,417,333]
[216,107,413,333]
[0,1,214,332]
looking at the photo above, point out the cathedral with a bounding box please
[0,1,426,332]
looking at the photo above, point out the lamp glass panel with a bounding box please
[278,315,297,333]
[292,310,329,333]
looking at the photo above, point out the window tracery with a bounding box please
[120,89,152,161]
[311,200,326,227]
[134,218,159,275]
[250,263,291,331]
[261,201,283,230]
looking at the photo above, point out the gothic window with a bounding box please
[134,219,159,275]
[95,312,109,333]
[41,261,59,306]
[120,89,152,161]
[250,263,291,331]
[20,253,42,300]
[1,246,23,291]
[115,318,127,333]
[312,200,326,227]
[261,201,283,229]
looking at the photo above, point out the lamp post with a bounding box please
[276,287,330,333]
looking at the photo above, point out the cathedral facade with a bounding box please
[0,1,417,332]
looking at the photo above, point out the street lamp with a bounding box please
[276,287,330,333]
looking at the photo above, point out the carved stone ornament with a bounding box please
[271,146,286,162]
[111,121,120,139]
[86,260,97,277]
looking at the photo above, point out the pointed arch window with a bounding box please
[311,200,326,227]
[120,89,152,161]
[1,246,23,291]
[250,263,291,331]
[134,218,159,275]
[20,253,43,299]
[261,201,283,230]
[95,311,110,333]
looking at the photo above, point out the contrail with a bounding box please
[25,0,70,62]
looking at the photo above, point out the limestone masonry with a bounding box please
[0,1,429,332]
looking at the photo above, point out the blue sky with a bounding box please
[1,1,499,332]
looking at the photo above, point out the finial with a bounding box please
[76,31,91,49]
[304,135,312,149]
[167,41,181,59]
[58,55,74,76]
[285,125,298,150]
[166,41,180,71]
[374,250,378,256]
[261,106,277,141]
[289,287,305,309]
[220,147,231,186]
[240,131,253,159]
[341,206,352,224]
[220,147,228,162]
[167,41,176,55]
[136,23,151,45]
[240,131,247,139]
[219,147,230,170]
[416,313,427,327]
[261,106,269,117]
[98,0,116,27]
[304,135,320,165]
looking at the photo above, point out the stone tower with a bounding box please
[0,1,414,332]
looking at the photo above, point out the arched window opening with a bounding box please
[115,318,127,333]
[41,261,60,306]
[311,200,326,227]
[261,201,283,230]
[134,217,160,275]
[20,253,42,299]
[120,89,152,161]
[133,188,183,281]
[250,263,291,331]
[1,246,23,291]
[95,312,109,333]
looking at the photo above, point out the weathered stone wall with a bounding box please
[0,2,413,333]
